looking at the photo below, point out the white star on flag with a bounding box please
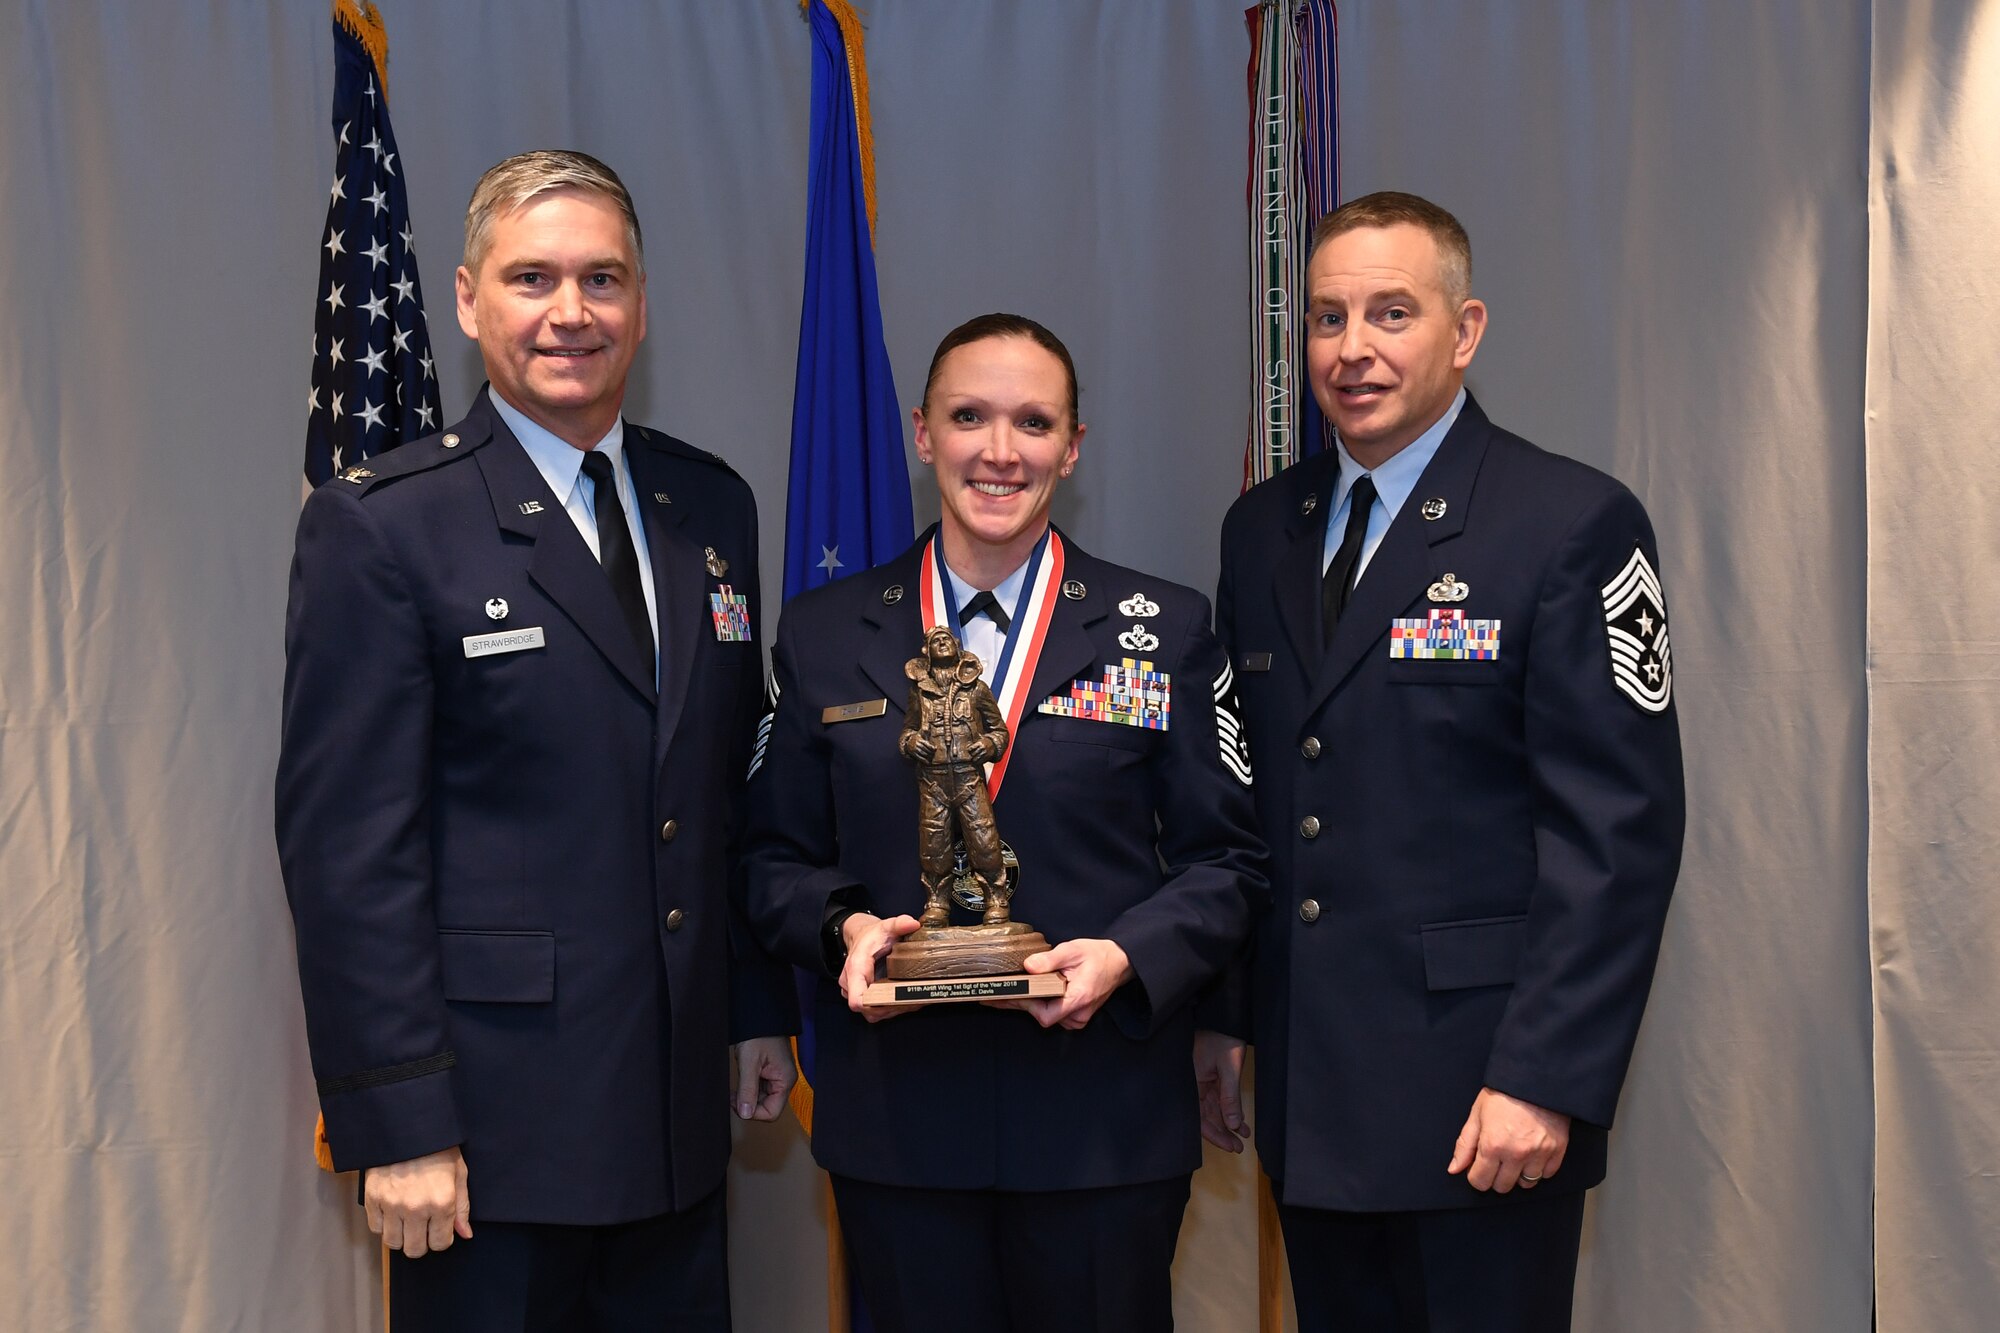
[818,545,844,574]
[359,346,387,376]
[358,400,386,431]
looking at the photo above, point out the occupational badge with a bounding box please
[484,598,509,621]
[1388,609,1501,660]
[704,546,728,578]
[1118,593,1160,618]
[1426,573,1470,604]
[1601,546,1672,714]
[708,585,752,642]
[1118,625,1161,652]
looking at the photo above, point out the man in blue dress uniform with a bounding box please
[1203,192,1685,1332]
[276,150,795,1330]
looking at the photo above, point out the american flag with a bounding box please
[305,1,441,485]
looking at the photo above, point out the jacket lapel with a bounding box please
[858,547,928,711]
[1274,451,1344,676]
[1021,533,1108,714]
[1300,398,1492,723]
[471,396,658,704]
[625,433,705,757]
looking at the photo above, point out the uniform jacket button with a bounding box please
[1300,736,1322,759]
[660,819,679,843]
[664,908,686,932]
[1299,899,1321,923]
[1299,815,1321,839]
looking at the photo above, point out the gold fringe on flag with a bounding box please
[333,0,391,99]
[801,0,880,245]
[788,1034,816,1134]
[1257,1169,1286,1332]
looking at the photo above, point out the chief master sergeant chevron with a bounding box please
[1200,191,1685,1332]
[276,150,796,1331]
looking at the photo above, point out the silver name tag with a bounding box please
[463,626,547,658]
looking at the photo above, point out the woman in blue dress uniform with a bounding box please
[744,314,1267,1333]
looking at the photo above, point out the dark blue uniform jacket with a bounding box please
[276,388,795,1225]
[745,531,1269,1191]
[1216,395,1685,1213]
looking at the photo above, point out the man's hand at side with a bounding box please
[1446,1087,1570,1193]
[731,1036,798,1121]
[363,1146,471,1258]
[1194,1030,1250,1152]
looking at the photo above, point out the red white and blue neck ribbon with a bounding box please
[917,526,1065,800]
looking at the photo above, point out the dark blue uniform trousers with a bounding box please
[1279,1190,1586,1333]
[832,1173,1192,1333]
[387,1185,729,1333]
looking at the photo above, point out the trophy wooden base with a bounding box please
[860,972,1066,1007]
[886,921,1048,979]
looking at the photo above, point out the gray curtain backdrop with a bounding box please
[0,2,1984,1329]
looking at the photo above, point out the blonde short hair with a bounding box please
[1310,191,1471,307]
[462,149,644,277]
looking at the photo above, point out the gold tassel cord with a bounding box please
[788,1034,817,1135]
[802,0,880,246]
[333,0,392,101]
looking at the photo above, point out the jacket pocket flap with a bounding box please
[438,929,555,1003]
[1419,915,1527,991]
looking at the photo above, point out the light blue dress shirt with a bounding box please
[1322,388,1468,584]
[491,392,659,665]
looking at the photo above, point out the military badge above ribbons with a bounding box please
[1602,546,1673,713]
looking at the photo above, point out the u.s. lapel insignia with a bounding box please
[882,584,904,605]
[1426,573,1469,604]
[484,597,509,621]
[1389,609,1501,660]
[704,546,728,578]
[1039,658,1171,730]
[1118,592,1160,617]
[653,492,671,505]
[1420,497,1448,521]
[709,584,752,642]
[1301,493,1319,516]
[518,500,545,515]
[1062,579,1086,601]
[1118,624,1161,652]
[1602,546,1672,714]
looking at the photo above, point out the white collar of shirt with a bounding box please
[489,390,658,667]
[491,390,628,507]
[1324,387,1466,580]
[943,551,1033,687]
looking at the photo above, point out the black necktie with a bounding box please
[1321,474,1377,648]
[579,449,653,659]
[962,590,1011,633]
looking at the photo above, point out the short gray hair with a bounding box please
[462,149,644,276]
[1310,191,1472,307]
